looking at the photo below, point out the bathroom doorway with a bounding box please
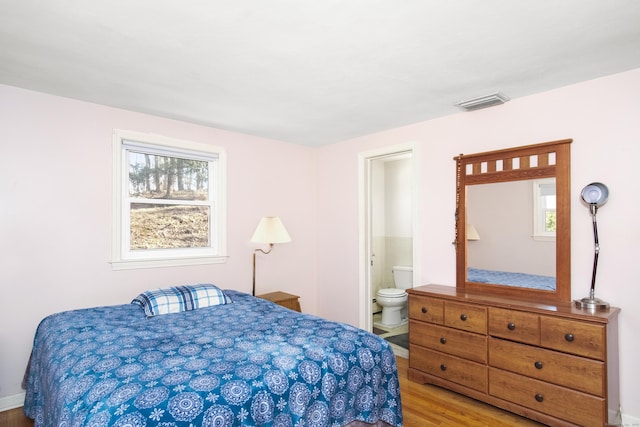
[359,146,414,356]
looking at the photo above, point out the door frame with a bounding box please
[358,143,418,331]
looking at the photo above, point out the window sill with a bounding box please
[110,255,228,270]
[532,235,556,242]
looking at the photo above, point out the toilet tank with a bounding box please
[392,266,413,290]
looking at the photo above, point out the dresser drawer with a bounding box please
[444,301,487,334]
[410,345,487,393]
[488,307,539,345]
[409,295,443,324]
[540,316,605,360]
[410,320,487,363]
[489,368,605,427]
[488,338,605,396]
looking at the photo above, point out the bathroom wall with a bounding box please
[383,158,413,283]
[372,156,413,313]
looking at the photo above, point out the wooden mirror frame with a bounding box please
[454,139,572,304]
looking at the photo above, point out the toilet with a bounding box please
[376,265,413,327]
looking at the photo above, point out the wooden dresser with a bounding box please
[407,284,620,427]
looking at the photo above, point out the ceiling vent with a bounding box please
[455,92,510,111]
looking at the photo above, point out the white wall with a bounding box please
[0,85,317,402]
[316,68,640,419]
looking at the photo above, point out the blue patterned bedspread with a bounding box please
[468,267,556,291]
[23,290,402,427]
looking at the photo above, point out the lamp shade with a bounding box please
[251,217,291,244]
[581,182,609,207]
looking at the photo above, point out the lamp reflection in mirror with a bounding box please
[251,217,291,296]
[467,224,480,241]
[575,183,610,310]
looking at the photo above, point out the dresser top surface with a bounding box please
[408,284,620,322]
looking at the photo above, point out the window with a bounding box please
[112,130,227,269]
[532,178,556,240]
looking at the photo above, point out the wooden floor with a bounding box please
[0,356,544,427]
[0,406,33,427]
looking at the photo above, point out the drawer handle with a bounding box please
[507,322,516,331]
[535,394,544,403]
[534,361,543,370]
[421,307,428,314]
[460,314,468,321]
[565,333,575,342]
[440,337,447,345]
[440,364,447,371]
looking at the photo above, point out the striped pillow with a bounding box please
[132,284,232,317]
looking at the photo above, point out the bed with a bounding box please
[467,267,556,291]
[23,286,403,427]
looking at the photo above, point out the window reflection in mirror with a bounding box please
[533,178,556,240]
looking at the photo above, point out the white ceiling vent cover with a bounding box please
[455,92,510,111]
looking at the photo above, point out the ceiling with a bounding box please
[1,1,640,146]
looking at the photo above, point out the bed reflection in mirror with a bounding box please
[466,179,556,291]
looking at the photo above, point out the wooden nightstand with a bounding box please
[257,291,301,312]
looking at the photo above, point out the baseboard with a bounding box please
[388,343,408,359]
[622,412,640,426]
[0,392,25,412]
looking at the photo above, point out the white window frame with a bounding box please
[111,129,227,270]
[532,178,556,241]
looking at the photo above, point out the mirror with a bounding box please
[454,139,572,303]
[466,179,556,288]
